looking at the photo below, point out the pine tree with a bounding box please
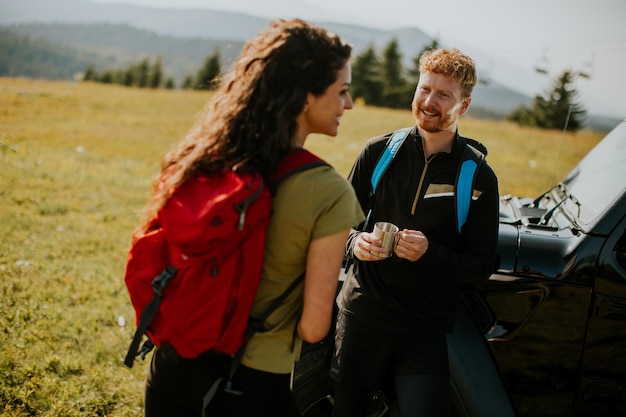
[182,75,195,90]
[135,57,150,88]
[350,45,384,106]
[122,66,134,86]
[148,56,163,89]
[543,70,586,131]
[82,65,98,81]
[195,51,221,90]
[507,69,587,132]
[99,70,114,84]
[380,39,411,109]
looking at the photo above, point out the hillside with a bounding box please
[0,0,431,51]
[0,0,620,131]
[0,28,105,80]
[0,0,514,91]
[0,21,530,118]
[2,23,244,85]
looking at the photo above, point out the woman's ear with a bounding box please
[301,93,313,113]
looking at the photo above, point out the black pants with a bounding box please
[332,374,451,417]
[330,312,451,417]
[144,347,301,417]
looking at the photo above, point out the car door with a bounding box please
[576,214,626,416]
[482,220,593,417]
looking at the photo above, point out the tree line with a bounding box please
[81,39,587,131]
[82,56,172,89]
[81,50,222,91]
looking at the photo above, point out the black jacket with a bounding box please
[338,126,500,335]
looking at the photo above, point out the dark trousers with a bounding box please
[332,374,451,417]
[330,312,451,417]
[144,347,301,417]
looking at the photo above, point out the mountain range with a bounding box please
[0,0,619,131]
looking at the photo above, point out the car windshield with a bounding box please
[560,121,626,226]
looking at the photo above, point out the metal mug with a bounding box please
[372,221,399,258]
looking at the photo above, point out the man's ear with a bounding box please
[459,96,471,115]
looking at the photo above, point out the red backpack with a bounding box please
[123,148,327,368]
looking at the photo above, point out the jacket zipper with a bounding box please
[411,148,439,215]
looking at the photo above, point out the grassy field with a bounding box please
[0,77,604,416]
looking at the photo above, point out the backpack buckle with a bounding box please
[151,265,178,296]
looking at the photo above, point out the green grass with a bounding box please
[0,77,604,416]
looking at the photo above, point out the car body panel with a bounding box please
[470,121,626,416]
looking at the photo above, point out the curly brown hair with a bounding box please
[419,48,477,98]
[135,19,352,235]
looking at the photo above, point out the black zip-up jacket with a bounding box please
[338,126,500,335]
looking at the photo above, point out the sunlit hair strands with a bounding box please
[135,18,352,235]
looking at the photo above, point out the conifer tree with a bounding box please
[99,70,114,84]
[182,75,195,90]
[195,50,221,90]
[148,56,163,89]
[82,65,98,81]
[543,70,586,131]
[122,65,134,86]
[136,57,150,88]
[164,77,175,89]
[350,45,384,106]
[507,69,586,132]
[380,39,411,108]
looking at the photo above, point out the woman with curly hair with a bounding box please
[138,18,364,417]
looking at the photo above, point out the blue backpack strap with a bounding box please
[456,144,485,234]
[363,127,411,229]
[370,127,411,195]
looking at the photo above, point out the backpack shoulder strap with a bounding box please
[274,148,329,186]
[455,144,485,234]
[370,127,411,195]
[362,127,411,229]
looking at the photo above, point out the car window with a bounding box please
[562,122,626,225]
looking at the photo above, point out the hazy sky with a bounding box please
[89,0,625,119]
